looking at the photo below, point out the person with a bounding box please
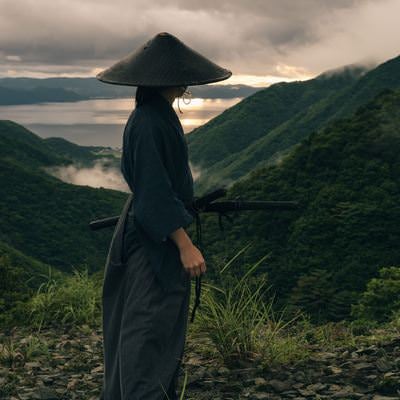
[96,32,232,399]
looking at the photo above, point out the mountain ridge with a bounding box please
[189,55,400,194]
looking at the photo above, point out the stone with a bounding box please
[297,388,314,397]
[293,371,306,381]
[90,365,103,374]
[318,352,337,360]
[24,361,41,369]
[254,377,268,387]
[33,387,59,400]
[251,393,271,400]
[329,384,343,391]
[331,390,357,399]
[376,358,392,372]
[268,379,292,392]
[339,361,353,368]
[353,362,373,371]
[217,366,230,375]
[325,366,343,375]
[17,392,36,400]
[40,375,54,384]
[306,382,327,392]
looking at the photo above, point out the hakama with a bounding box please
[101,195,191,400]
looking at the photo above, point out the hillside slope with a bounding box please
[187,65,367,169]
[200,89,400,321]
[0,121,126,272]
[190,56,400,194]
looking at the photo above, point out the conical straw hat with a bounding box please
[96,32,232,87]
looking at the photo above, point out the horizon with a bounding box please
[0,72,314,89]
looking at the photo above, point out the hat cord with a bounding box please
[182,88,192,104]
[177,88,192,114]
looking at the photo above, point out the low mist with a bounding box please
[46,159,201,193]
[45,159,130,192]
[189,161,201,181]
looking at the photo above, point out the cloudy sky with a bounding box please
[1,0,399,86]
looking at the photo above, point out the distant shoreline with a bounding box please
[0,95,134,107]
[0,77,260,106]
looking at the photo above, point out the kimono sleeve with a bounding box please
[132,118,194,244]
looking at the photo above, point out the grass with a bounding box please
[291,318,358,349]
[1,243,398,399]
[0,336,23,368]
[0,333,50,368]
[160,368,189,400]
[26,266,101,332]
[192,242,311,368]
[19,333,50,361]
[2,244,398,398]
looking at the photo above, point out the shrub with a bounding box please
[388,308,400,332]
[0,255,33,327]
[351,266,400,323]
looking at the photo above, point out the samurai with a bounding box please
[96,32,232,399]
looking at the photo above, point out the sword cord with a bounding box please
[189,206,231,323]
[190,210,202,323]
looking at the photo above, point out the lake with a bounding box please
[0,97,242,147]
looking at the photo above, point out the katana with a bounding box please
[88,187,299,231]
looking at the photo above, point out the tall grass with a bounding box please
[0,334,49,368]
[160,368,189,400]
[27,266,101,331]
[193,242,309,368]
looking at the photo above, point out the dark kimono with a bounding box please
[121,92,195,290]
[101,92,195,400]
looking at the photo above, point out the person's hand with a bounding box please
[179,243,206,278]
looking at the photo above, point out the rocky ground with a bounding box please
[0,325,399,400]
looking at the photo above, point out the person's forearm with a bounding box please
[169,227,193,250]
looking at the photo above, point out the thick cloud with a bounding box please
[0,0,398,80]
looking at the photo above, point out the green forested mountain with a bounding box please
[188,56,400,195]
[187,65,367,169]
[0,240,63,287]
[0,240,65,325]
[0,85,84,105]
[0,121,66,167]
[0,240,64,297]
[0,121,126,273]
[200,89,400,322]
